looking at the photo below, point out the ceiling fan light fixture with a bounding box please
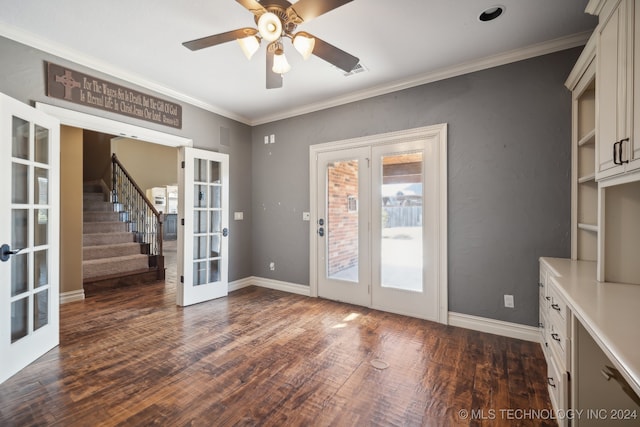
[292,32,315,60]
[272,47,291,74]
[258,12,282,42]
[237,35,260,59]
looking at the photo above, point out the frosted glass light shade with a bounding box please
[258,12,282,42]
[272,49,291,74]
[237,35,260,59]
[293,32,315,60]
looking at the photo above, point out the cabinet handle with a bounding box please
[547,377,556,388]
[538,282,544,288]
[538,322,544,328]
[551,303,561,311]
[613,140,620,165]
[619,138,629,164]
[551,333,561,342]
[545,296,551,301]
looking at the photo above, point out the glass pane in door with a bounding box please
[380,152,423,291]
[326,159,359,282]
[192,159,224,287]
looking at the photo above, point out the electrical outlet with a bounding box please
[302,212,310,221]
[504,294,514,308]
[269,262,275,271]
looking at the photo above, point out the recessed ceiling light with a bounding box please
[479,5,505,22]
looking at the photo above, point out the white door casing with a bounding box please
[0,93,60,384]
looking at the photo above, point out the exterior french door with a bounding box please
[177,147,229,306]
[313,126,446,322]
[316,147,370,306]
[0,93,60,384]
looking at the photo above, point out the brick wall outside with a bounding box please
[327,160,359,277]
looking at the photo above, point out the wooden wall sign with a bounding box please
[46,62,182,129]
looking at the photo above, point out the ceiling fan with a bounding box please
[182,0,360,89]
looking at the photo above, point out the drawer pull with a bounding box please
[551,333,561,342]
[547,377,556,388]
[545,296,551,301]
[551,303,561,311]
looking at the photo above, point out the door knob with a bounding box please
[318,227,324,237]
[1,244,23,262]
[222,228,229,237]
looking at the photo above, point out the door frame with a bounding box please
[35,103,192,305]
[309,124,448,324]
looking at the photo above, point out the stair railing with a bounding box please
[111,153,164,273]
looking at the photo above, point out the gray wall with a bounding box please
[0,36,253,282]
[251,48,579,326]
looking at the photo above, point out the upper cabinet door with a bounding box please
[596,0,633,180]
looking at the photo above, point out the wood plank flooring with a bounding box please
[0,281,554,426]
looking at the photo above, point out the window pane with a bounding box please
[327,159,359,282]
[35,125,49,164]
[11,298,29,343]
[34,249,48,288]
[210,234,221,258]
[193,261,206,286]
[193,236,207,260]
[34,209,48,246]
[12,116,29,160]
[34,168,48,205]
[34,290,49,331]
[209,259,220,283]
[194,184,207,208]
[210,186,221,209]
[12,163,29,204]
[210,211,221,233]
[194,159,207,182]
[380,152,423,292]
[11,253,28,297]
[194,210,207,234]
[209,161,221,183]
[12,209,28,248]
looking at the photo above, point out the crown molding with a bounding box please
[2,22,591,127]
[251,31,592,125]
[0,22,252,125]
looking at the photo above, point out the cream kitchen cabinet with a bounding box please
[594,0,640,180]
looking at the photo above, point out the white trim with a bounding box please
[448,312,541,343]
[252,32,592,125]
[35,103,192,148]
[229,277,254,292]
[1,22,589,126]
[0,23,250,125]
[251,277,312,296]
[309,124,448,324]
[59,289,85,304]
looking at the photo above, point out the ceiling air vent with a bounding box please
[341,63,367,77]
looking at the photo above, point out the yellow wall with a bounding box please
[111,137,178,191]
[60,125,83,294]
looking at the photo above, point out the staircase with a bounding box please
[83,181,162,294]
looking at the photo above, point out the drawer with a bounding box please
[547,283,567,321]
[546,356,568,426]
[548,316,569,370]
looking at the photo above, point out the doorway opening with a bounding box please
[36,103,191,303]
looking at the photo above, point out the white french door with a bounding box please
[316,147,371,306]
[177,147,229,306]
[312,125,447,322]
[0,93,60,384]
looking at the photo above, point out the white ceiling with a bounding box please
[0,0,597,125]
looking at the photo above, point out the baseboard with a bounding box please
[60,289,85,304]
[237,276,311,296]
[448,312,541,343]
[228,276,254,292]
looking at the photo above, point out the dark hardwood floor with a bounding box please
[0,263,553,426]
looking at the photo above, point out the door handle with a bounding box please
[1,244,23,262]
[318,227,324,237]
[619,138,629,164]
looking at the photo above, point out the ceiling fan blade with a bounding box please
[266,49,283,89]
[183,28,257,51]
[288,0,353,22]
[236,0,266,15]
[311,36,359,73]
